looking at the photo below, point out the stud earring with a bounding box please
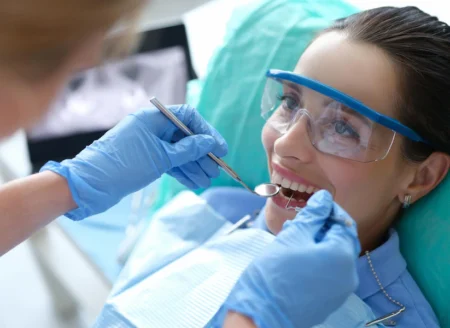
[403,195,412,209]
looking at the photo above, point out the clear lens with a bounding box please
[261,77,396,162]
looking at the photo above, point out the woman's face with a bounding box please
[262,32,414,248]
[0,34,104,140]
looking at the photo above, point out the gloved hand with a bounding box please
[41,105,228,221]
[213,190,361,328]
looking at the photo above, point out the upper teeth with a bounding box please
[272,172,319,194]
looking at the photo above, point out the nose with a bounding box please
[274,113,316,163]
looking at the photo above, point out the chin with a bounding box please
[265,199,297,235]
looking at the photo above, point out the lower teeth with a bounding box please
[280,187,310,202]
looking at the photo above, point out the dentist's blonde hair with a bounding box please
[0,0,145,80]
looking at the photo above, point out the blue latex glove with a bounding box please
[41,105,228,221]
[213,190,361,328]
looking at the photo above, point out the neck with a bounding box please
[359,231,389,255]
[357,204,400,256]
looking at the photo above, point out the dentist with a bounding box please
[0,1,360,327]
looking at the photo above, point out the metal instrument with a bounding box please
[150,97,280,198]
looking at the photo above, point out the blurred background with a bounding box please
[0,0,449,327]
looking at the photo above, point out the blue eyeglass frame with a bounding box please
[266,69,430,145]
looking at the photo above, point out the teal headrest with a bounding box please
[397,175,450,327]
[147,1,450,326]
[149,0,358,207]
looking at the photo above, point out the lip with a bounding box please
[271,162,320,189]
[271,192,307,211]
[270,162,318,212]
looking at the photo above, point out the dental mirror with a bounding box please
[150,96,282,199]
[254,183,280,197]
[150,97,281,199]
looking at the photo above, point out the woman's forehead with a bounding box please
[294,31,400,117]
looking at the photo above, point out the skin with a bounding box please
[0,32,105,255]
[0,27,254,328]
[0,35,105,140]
[228,31,448,328]
[0,34,105,255]
[263,31,449,252]
[0,26,447,328]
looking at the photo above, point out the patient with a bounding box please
[103,6,449,327]
[207,6,449,327]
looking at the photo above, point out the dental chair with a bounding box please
[397,177,450,327]
[31,0,449,326]
[148,0,450,327]
[32,1,359,324]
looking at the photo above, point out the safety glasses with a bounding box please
[261,69,430,163]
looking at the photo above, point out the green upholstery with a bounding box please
[397,175,450,327]
[147,1,450,326]
[150,0,358,208]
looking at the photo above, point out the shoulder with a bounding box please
[357,229,440,327]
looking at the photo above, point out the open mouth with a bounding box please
[280,186,317,202]
[272,171,320,204]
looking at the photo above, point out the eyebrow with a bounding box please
[340,104,372,126]
[284,81,302,93]
[283,80,373,126]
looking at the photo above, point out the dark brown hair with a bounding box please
[324,6,450,161]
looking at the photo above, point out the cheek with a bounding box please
[77,36,105,71]
[0,110,20,140]
[261,123,401,233]
[3,87,57,139]
[0,91,35,139]
[264,203,297,235]
[262,124,278,155]
[19,94,54,130]
[262,124,296,234]
[328,160,400,223]
[323,162,358,196]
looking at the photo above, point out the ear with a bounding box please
[399,152,450,205]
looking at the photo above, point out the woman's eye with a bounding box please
[333,121,360,139]
[277,94,299,110]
